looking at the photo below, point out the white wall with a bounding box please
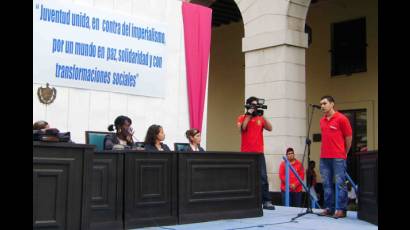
[33,0,201,148]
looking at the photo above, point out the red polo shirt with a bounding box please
[320,111,352,159]
[279,159,305,192]
[237,115,265,153]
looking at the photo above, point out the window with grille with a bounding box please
[331,17,367,76]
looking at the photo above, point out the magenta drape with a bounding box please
[182,2,212,131]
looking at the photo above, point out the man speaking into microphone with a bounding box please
[317,95,352,218]
[237,96,275,210]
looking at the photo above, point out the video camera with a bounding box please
[244,98,268,116]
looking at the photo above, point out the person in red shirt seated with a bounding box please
[279,147,305,207]
[237,96,274,210]
[317,95,352,218]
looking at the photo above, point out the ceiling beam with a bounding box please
[212,1,237,10]
[212,17,231,25]
[212,6,242,18]
[212,11,240,21]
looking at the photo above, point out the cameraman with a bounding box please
[237,96,274,210]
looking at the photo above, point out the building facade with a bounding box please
[33,0,377,192]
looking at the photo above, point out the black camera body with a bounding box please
[244,98,268,116]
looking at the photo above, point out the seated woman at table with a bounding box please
[104,115,134,150]
[33,120,53,141]
[143,124,171,152]
[183,128,205,152]
[33,120,74,143]
[33,120,50,131]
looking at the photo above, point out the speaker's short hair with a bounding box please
[320,95,335,103]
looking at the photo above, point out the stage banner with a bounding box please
[182,2,212,131]
[33,0,168,97]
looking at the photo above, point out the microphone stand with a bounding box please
[291,104,320,221]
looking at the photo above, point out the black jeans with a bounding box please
[281,192,302,207]
[259,154,271,203]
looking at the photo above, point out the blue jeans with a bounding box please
[320,158,348,212]
[259,155,271,203]
[281,192,302,207]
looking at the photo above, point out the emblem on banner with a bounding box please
[37,83,57,105]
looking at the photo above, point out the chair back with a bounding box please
[135,142,145,149]
[174,143,189,152]
[85,131,112,151]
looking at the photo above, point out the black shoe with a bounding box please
[263,202,275,210]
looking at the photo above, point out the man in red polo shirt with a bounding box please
[237,96,275,210]
[279,147,305,207]
[318,95,352,218]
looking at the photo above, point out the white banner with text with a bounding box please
[33,0,168,97]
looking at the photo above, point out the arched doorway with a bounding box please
[199,0,245,151]
[191,0,312,193]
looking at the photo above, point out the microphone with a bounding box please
[309,104,321,109]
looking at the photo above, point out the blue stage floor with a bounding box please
[137,206,377,230]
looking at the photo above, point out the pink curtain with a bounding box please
[182,2,212,131]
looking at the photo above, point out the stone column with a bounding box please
[237,0,310,192]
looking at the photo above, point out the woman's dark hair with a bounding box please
[246,96,258,105]
[185,128,200,142]
[108,115,132,132]
[144,124,162,146]
[33,120,48,130]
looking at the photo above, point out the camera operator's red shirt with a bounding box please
[237,115,265,153]
[320,111,352,159]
